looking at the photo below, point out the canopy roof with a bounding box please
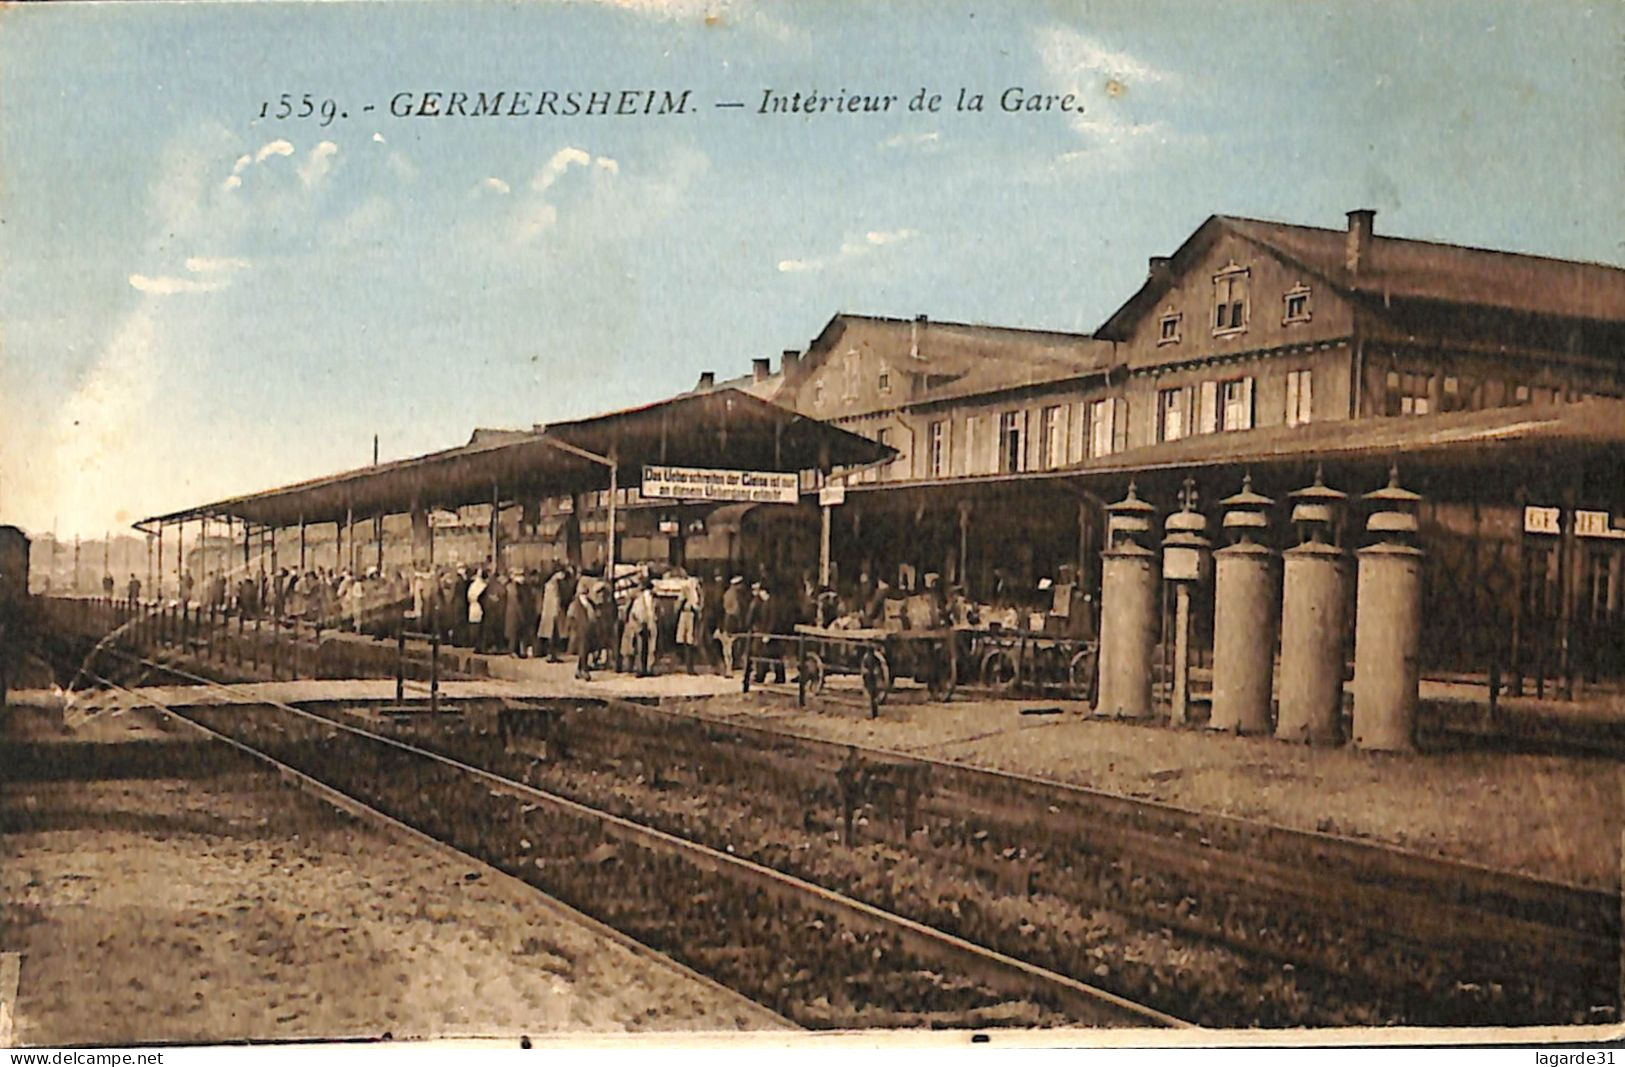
[846,398,1625,508]
[137,388,893,530]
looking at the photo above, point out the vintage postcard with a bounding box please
[1,0,1622,1056]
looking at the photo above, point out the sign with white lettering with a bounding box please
[819,481,847,507]
[642,465,800,505]
[1523,506,1561,535]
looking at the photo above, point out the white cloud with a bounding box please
[128,273,228,296]
[41,306,163,533]
[531,146,593,192]
[1036,25,1168,87]
[881,130,940,150]
[297,140,339,188]
[222,175,242,191]
[1034,25,1177,166]
[372,132,387,144]
[480,177,512,195]
[231,154,253,175]
[864,228,915,246]
[509,146,621,244]
[513,201,560,243]
[779,227,918,274]
[387,151,417,182]
[184,256,250,274]
[255,139,295,164]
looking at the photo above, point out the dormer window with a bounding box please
[1213,264,1249,335]
[1283,283,1312,324]
[814,380,825,407]
[1158,311,1182,345]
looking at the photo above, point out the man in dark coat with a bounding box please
[451,568,471,646]
[480,570,507,654]
[504,572,526,656]
[566,578,598,680]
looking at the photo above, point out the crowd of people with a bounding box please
[146,554,1093,684]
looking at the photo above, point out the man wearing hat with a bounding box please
[720,574,747,676]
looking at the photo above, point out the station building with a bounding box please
[140,208,1625,689]
[678,210,1625,685]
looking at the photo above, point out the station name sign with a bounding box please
[642,465,799,505]
[1523,505,1625,539]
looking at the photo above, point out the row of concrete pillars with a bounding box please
[1094,468,1425,752]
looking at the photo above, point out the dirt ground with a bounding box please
[695,692,1623,890]
[0,764,781,1046]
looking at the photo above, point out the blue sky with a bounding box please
[2,0,1620,537]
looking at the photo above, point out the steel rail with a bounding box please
[84,654,1186,1030]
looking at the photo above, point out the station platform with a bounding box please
[0,704,783,1045]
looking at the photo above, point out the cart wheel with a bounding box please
[1069,647,1098,701]
[1033,646,1066,688]
[800,651,827,695]
[860,649,892,705]
[981,649,1018,693]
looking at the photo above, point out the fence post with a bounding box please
[797,633,806,707]
[396,628,406,705]
[430,631,441,715]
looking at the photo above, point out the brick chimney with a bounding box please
[910,314,928,360]
[1346,209,1376,274]
[696,371,715,390]
[1148,255,1173,284]
[752,357,771,382]
[781,349,802,377]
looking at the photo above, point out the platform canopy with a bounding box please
[136,388,894,531]
[847,397,1625,510]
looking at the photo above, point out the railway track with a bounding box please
[551,694,1621,1024]
[80,645,1622,1027]
[76,661,1184,1032]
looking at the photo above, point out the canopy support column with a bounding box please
[490,484,500,569]
[606,464,618,577]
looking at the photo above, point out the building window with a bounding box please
[1038,405,1066,469]
[1197,380,1218,433]
[1158,312,1182,345]
[813,380,825,407]
[928,420,948,477]
[1157,386,1187,442]
[874,428,892,480]
[1219,376,1254,431]
[1385,370,1433,416]
[1213,265,1249,334]
[878,370,891,394]
[1067,401,1088,464]
[1285,369,1313,427]
[1440,374,1475,413]
[1088,398,1116,458]
[1283,284,1312,324]
[997,410,1027,474]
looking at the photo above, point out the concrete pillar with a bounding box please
[1210,476,1277,735]
[1278,471,1350,743]
[1278,543,1350,743]
[1096,484,1159,719]
[1211,546,1277,733]
[1352,470,1425,752]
